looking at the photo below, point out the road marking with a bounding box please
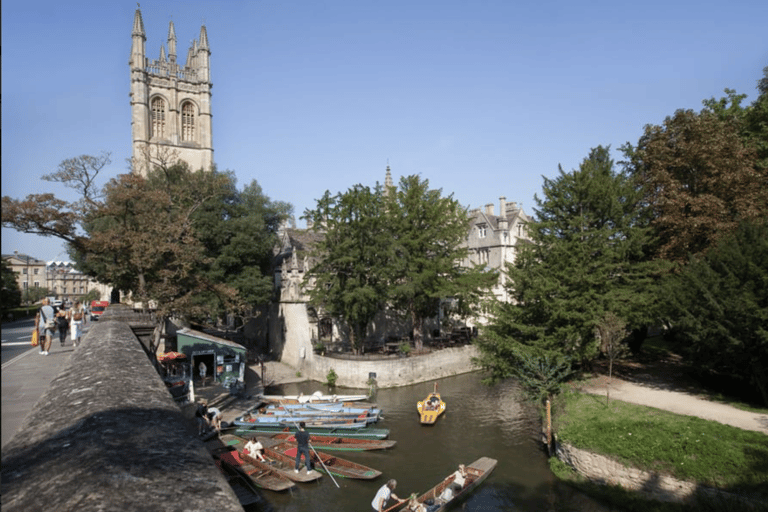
[2,342,35,346]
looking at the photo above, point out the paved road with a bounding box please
[1,318,90,449]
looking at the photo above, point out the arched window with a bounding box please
[181,102,195,142]
[151,97,165,138]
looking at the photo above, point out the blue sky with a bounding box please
[3,0,766,261]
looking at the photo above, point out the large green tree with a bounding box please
[386,175,496,350]
[477,146,664,376]
[303,185,393,353]
[663,220,768,405]
[304,175,495,353]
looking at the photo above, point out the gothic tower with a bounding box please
[130,7,213,174]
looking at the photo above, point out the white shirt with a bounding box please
[452,470,466,487]
[371,484,392,511]
[244,440,263,457]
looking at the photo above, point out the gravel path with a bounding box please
[582,376,768,434]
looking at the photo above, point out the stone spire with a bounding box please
[130,6,146,70]
[198,24,209,51]
[385,165,393,189]
[167,21,177,63]
[159,44,167,62]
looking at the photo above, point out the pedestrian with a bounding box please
[372,479,403,512]
[196,400,209,435]
[34,298,55,356]
[294,421,314,474]
[68,300,86,347]
[199,361,208,387]
[55,305,69,346]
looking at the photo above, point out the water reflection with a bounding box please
[244,372,610,512]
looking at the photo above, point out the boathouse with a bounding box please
[176,328,247,389]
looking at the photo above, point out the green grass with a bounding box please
[554,390,768,496]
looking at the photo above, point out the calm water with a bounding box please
[247,372,612,512]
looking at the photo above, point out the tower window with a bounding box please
[181,102,195,142]
[151,97,166,138]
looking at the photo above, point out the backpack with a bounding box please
[41,308,56,331]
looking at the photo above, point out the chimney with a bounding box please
[499,197,507,217]
[485,203,494,216]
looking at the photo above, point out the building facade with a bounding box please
[3,253,47,295]
[130,7,214,175]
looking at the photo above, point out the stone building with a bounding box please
[464,197,531,304]
[3,253,47,295]
[129,7,213,175]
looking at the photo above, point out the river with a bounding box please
[247,372,611,512]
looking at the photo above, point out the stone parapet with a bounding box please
[1,320,242,512]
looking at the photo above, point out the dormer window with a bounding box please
[478,224,487,238]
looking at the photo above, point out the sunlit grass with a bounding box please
[554,390,768,494]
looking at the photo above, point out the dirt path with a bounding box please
[581,374,768,434]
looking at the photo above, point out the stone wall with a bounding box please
[556,441,762,509]
[0,317,243,512]
[308,345,480,388]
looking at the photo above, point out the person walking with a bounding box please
[294,421,314,474]
[372,479,403,512]
[34,298,55,356]
[68,300,86,347]
[55,306,69,346]
[198,361,208,387]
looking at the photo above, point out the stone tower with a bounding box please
[129,7,213,174]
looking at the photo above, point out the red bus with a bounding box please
[90,301,109,321]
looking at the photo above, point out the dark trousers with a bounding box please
[295,446,312,471]
[58,324,67,344]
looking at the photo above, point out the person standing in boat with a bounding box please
[372,479,404,512]
[294,421,314,473]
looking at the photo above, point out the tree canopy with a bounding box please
[303,175,495,353]
[1,260,22,310]
[476,146,665,377]
[2,154,291,323]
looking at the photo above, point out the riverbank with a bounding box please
[549,351,768,511]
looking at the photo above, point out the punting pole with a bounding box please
[280,401,340,488]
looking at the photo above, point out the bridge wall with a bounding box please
[0,309,243,512]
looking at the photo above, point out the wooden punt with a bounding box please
[215,448,296,492]
[386,457,498,512]
[259,392,369,403]
[417,382,446,425]
[264,440,382,480]
[267,432,397,451]
[213,459,263,507]
[233,424,391,440]
[219,434,322,483]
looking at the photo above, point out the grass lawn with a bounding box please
[553,390,768,496]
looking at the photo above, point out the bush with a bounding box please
[326,368,338,387]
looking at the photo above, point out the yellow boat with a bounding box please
[417,382,446,424]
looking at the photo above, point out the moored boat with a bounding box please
[259,391,369,403]
[213,459,263,507]
[268,432,397,451]
[215,447,296,492]
[417,382,446,425]
[389,457,498,512]
[219,434,322,483]
[234,424,390,440]
[264,440,382,480]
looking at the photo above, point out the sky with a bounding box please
[3,0,767,262]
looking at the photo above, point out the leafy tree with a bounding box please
[386,175,496,350]
[22,287,50,305]
[478,146,665,370]
[623,87,768,263]
[664,220,768,405]
[1,260,22,310]
[303,185,393,353]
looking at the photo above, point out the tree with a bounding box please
[477,146,665,371]
[303,185,393,354]
[385,175,496,350]
[1,260,22,310]
[663,220,768,405]
[623,89,768,263]
[596,311,628,403]
[22,287,50,305]
[4,153,290,323]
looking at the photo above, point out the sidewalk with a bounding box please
[1,337,77,449]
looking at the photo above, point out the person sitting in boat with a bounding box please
[428,396,440,410]
[425,483,460,512]
[244,436,266,462]
[451,464,468,488]
[404,493,426,512]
